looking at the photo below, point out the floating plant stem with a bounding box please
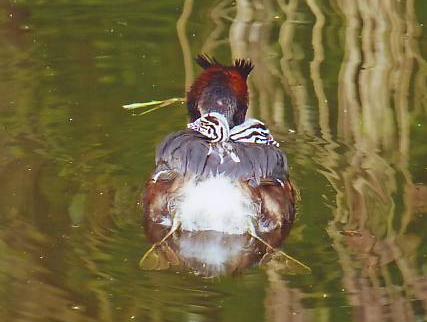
[123,97,185,116]
[137,105,166,116]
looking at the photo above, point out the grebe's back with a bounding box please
[143,56,295,235]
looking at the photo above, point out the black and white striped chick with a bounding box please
[187,112,279,147]
[187,112,230,143]
[229,119,279,147]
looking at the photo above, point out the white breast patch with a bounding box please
[174,176,257,234]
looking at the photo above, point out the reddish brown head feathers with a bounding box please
[187,55,254,126]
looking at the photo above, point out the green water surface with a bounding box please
[0,1,426,321]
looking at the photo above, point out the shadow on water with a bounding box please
[0,0,426,321]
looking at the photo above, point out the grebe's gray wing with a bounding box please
[155,130,210,177]
[155,130,289,185]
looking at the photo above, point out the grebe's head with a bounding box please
[187,55,253,127]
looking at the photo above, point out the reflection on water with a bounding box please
[0,0,426,321]
[141,223,294,277]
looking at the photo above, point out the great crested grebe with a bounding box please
[143,55,296,239]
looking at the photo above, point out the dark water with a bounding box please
[1,1,427,321]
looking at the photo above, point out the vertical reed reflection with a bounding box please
[177,0,195,91]
[330,1,427,320]
[192,0,427,320]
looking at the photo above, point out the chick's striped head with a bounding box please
[230,119,279,147]
[187,112,230,143]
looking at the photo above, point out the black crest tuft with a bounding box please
[195,55,254,77]
[195,54,219,70]
[233,59,254,78]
